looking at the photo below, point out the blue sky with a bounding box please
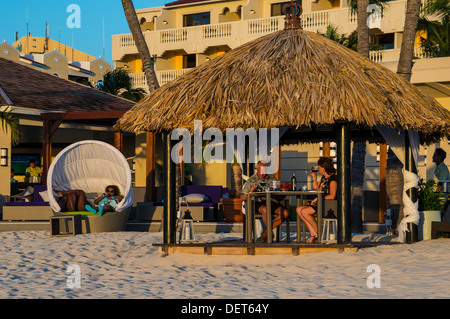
[0,0,168,65]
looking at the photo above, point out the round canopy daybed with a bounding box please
[47,140,133,233]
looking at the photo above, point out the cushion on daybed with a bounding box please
[182,193,210,203]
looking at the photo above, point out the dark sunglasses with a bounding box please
[106,189,115,193]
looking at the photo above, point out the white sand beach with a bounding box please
[0,230,449,299]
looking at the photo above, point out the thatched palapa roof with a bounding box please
[114,28,450,141]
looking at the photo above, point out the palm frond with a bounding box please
[0,106,20,145]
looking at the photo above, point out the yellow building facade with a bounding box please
[1,37,112,86]
[112,0,450,222]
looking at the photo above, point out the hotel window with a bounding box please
[271,1,302,17]
[183,54,196,69]
[183,12,210,27]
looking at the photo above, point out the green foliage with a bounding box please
[97,69,147,102]
[417,178,444,211]
[347,0,389,14]
[419,16,450,58]
[0,106,20,145]
[318,25,357,51]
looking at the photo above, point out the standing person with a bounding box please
[25,159,42,183]
[241,161,289,243]
[432,148,450,192]
[10,169,17,183]
[296,157,337,243]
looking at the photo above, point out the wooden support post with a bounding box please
[379,143,388,222]
[42,117,62,184]
[274,143,281,181]
[145,132,156,202]
[163,132,177,244]
[337,123,351,244]
[322,142,331,158]
[114,131,124,152]
[404,132,418,243]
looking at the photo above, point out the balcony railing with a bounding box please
[113,6,362,60]
[369,47,431,63]
[129,47,432,89]
[131,69,193,89]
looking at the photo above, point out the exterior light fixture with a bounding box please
[1,148,8,166]
[250,10,255,14]
[163,20,168,25]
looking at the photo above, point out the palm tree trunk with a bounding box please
[230,165,243,198]
[386,148,404,228]
[357,0,370,58]
[397,0,422,82]
[350,0,370,233]
[121,0,159,92]
[388,0,421,232]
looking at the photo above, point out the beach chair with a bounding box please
[46,140,133,234]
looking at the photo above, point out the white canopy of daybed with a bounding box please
[47,140,133,213]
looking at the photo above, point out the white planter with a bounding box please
[418,210,442,241]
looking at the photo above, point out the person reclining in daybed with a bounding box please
[56,185,123,216]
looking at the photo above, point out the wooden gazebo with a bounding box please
[0,57,135,183]
[115,2,450,252]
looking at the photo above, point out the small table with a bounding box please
[245,190,324,244]
[50,214,82,237]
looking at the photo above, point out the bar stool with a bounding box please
[321,218,337,244]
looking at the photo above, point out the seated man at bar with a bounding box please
[296,157,337,243]
[240,160,289,243]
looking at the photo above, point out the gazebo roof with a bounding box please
[115,28,450,143]
[0,57,134,113]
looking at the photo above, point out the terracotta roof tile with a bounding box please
[165,0,211,7]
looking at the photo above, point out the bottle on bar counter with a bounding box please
[291,171,297,190]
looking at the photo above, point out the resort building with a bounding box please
[0,37,112,87]
[111,0,450,223]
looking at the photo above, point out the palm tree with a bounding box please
[318,24,358,51]
[356,0,371,58]
[419,15,450,58]
[97,69,147,102]
[121,0,159,92]
[0,107,20,145]
[387,0,422,234]
[397,0,422,82]
[422,0,450,19]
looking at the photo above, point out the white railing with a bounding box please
[248,17,283,35]
[369,47,430,63]
[113,1,435,62]
[160,28,188,44]
[369,50,384,63]
[203,23,232,40]
[131,69,193,88]
[414,46,432,59]
[302,10,330,29]
[120,33,135,48]
[157,69,192,86]
[130,72,147,89]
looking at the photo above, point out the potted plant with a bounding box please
[417,178,445,240]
